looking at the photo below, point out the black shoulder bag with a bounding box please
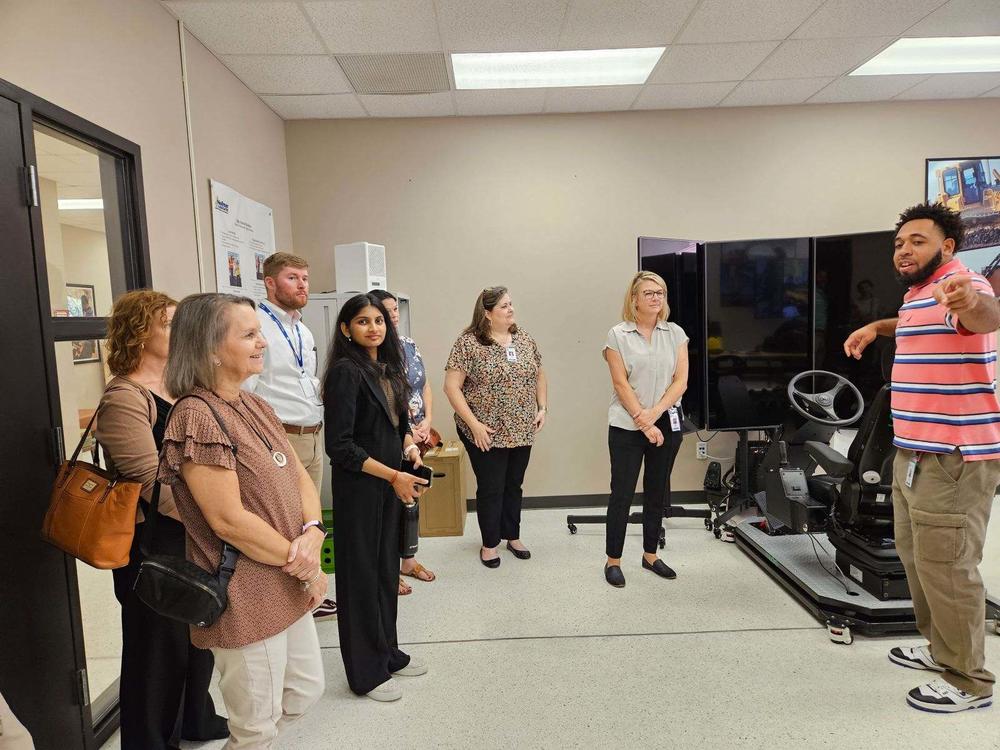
[133,395,241,628]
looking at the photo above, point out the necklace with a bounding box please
[221,395,288,467]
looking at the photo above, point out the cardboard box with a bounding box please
[418,440,467,537]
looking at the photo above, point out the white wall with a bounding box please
[285,98,1000,498]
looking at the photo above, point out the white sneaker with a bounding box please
[889,644,945,672]
[907,679,993,713]
[366,678,402,702]
[392,655,428,677]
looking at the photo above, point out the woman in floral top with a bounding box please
[444,286,548,568]
[371,290,437,593]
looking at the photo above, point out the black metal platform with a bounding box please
[567,504,712,547]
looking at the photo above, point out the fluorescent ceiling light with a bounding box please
[851,36,1000,76]
[58,199,103,210]
[452,48,665,90]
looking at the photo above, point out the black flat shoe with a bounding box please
[642,558,676,579]
[182,715,230,741]
[480,550,501,568]
[506,542,531,560]
[604,564,626,588]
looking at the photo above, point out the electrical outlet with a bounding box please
[696,441,707,460]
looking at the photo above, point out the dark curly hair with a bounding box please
[895,202,965,252]
[106,290,178,376]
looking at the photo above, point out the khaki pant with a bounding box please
[892,448,1000,696]
[285,429,324,494]
[211,613,324,749]
[0,692,34,750]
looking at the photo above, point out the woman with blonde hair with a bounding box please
[96,289,227,749]
[601,271,689,588]
[444,286,547,568]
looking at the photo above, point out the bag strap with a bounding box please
[67,411,99,466]
[142,395,239,570]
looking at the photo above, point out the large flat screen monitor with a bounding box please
[638,237,705,430]
[705,237,812,430]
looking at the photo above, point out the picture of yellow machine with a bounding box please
[933,159,1000,214]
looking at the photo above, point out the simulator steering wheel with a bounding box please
[787,370,864,428]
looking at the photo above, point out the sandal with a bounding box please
[400,562,436,582]
[398,577,412,596]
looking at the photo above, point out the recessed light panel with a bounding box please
[851,36,1000,76]
[452,48,665,90]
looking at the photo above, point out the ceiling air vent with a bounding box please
[336,53,451,95]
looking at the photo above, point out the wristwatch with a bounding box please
[302,520,328,535]
[403,444,420,460]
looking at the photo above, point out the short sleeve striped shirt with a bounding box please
[891,258,1000,460]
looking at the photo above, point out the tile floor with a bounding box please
[101,503,1000,749]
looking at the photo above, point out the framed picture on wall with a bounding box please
[65,283,96,317]
[72,340,101,365]
[926,156,1000,295]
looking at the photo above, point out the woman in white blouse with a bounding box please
[602,271,689,588]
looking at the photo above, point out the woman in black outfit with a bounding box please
[323,293,429,702]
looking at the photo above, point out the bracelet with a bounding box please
[403,444,419,459]
[301,570,323,591]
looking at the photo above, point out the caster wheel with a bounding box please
[713,528,721,539]
[568,524,577,535]
[993,619,1000,636]
[827,622,853,645]
[704,518,712,531]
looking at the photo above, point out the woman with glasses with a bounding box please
[602,272,689,588]
[444,286,547,568]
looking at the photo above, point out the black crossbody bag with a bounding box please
[133,395,241,628]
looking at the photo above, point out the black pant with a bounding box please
[333,481,409,694]
[111,518,221,750]
[606,419,683,558]
[460,433,532,549]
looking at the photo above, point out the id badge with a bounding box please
[299,371,321,404]
[505,345,518,363]
[904,453,920,488]
[668,406,681,433]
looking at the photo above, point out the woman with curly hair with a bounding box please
[95,290,227,749]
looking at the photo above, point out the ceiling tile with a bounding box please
[650,42,779,83]
[557,0,699,49]
[895,72,1000,99]
[719,77,834,106]
[454,89,547,115]
[543,85,642,113]
[436,0,569,52]
[792,0,947,39]
[676,0,825,44]
[904,0,1000,37]
[808,74,929,102]
[358,92,456,117]
[163,1,324,54]
[632,81,738,109]
[221,55,353,94]
[260,94,367,119]
[303,0,441,54]
[749,37,895,80]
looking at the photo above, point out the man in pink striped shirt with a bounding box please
[845,203,1000,713]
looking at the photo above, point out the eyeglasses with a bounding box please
[640,290,666,300]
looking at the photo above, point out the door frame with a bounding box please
[0,76,152,749]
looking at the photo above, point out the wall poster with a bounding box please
[210,179,275,299]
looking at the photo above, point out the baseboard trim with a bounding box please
[466,489,707,512]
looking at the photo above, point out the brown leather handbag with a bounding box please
[40,413,141,569]
[417,427,443,457]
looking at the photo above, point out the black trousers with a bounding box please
[606,419,683,558]
[111,518,221,750]
[460,433,532,549]
[333,481,409,695]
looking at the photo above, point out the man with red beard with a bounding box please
[245,252,337,622]
[845,203,1000,713]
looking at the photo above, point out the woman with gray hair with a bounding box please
[159,293,327,747]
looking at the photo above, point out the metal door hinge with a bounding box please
[25,165,39,207]
[75,668,91,707]
[52,426,65,466]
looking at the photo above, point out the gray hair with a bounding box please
[165,293,256,397]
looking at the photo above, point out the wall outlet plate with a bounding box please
[696,441,707,459]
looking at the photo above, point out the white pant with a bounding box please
[211,612,324,749]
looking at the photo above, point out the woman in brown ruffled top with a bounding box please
[159,293,327,747]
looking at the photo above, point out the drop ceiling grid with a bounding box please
[159,0,999,119]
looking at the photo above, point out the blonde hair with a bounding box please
[622,271,669,323]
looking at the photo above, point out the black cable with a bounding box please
[696,429,720,442]
[807,532,854,596]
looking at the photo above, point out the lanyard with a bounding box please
[259,302,304,369]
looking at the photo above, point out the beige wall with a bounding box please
[0,0,292,299]
[285,99,1000,498]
